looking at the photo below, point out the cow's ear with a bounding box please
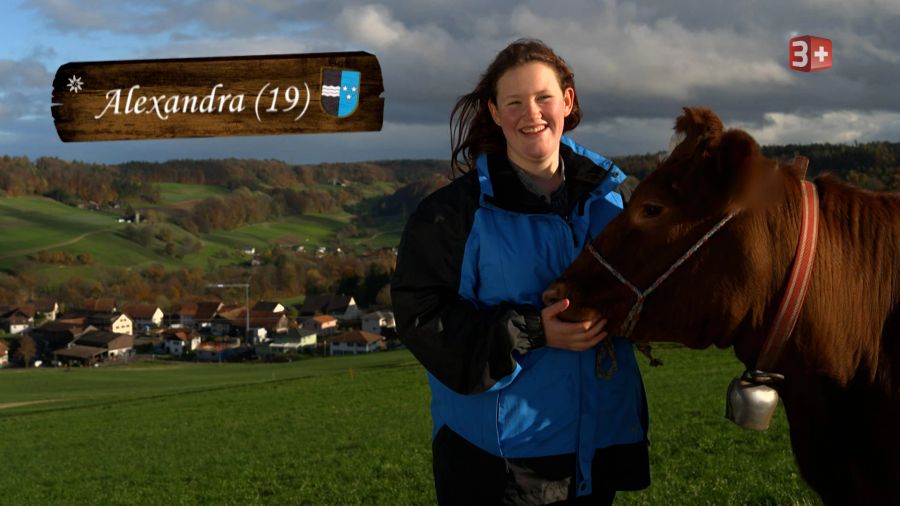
[674,107,723,145]
[715,129,768,204]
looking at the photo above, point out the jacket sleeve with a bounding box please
[391,183,545,395]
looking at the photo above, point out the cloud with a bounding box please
[0,58,53,122]
[27,0,321,36]
[736,110,900,145]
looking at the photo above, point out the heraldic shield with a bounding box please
[321,69,361,118]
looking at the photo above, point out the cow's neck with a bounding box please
[737,174,900,392]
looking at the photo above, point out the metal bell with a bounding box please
[725,370,784,431]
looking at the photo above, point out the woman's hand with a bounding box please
[541,299,608,352]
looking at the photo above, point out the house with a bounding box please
[209,315,235,337]
[80,298,117,313]
[174,302,198,328]
[329,330,384,355]
[255,329,316,359]
[361,311,396,335]
[0,305,35,334]
[212,310,291,342]
[284,327,317,348]
[30,300,59,321]
[173,301,225,330]
[246,311,291,336]
[302,315,338,336]
[252,301,286,313]
[195,302,225,329]
[0,341,8,367]
[74,330,134,358]
[194,339,242,362]
[162,329,201,355]
[299,294,360,320]
[120,304,164,331]
[88,313,133,335]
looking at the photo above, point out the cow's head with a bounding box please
[545,107,787,349]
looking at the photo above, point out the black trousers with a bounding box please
[432,425,649,505]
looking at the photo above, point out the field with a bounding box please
[0,346,820,505]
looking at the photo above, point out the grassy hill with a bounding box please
[0,347,818,505]
[0,182,405,288]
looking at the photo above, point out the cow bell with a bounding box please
[725,370,784,431]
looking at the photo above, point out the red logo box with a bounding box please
[790,35,832,72]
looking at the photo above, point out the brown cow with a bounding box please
[543,107,900,505]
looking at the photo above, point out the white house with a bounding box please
[285,328,317,348]
[361,311,396,335]
[92,313,133,335]
[32,300,59,321]
[163,330,202,355]
[330,330,383,355]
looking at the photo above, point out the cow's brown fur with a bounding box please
[546,107,900,504]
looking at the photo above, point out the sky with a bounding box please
[1,0,899,164]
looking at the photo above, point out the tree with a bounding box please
[15,336,36,367]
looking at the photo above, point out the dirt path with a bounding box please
[0,399,59,410]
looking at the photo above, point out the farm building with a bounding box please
[74,330,134,358]
[53,345,105,367]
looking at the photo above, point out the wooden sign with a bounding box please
[51,52,384,142]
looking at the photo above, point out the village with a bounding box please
[0,294,397,368]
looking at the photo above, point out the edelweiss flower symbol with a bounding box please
[67,75,84,93]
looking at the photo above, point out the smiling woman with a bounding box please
[392,39,648,505]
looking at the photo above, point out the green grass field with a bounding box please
[0,197,121,259]
[154,183,231,206]
[0,346,819,505]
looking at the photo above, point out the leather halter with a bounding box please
[585,157,818,379]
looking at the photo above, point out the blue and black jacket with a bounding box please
[392,138,649,503]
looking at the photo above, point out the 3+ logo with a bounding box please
[790,35,832,72]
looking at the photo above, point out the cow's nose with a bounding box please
[542,282,567,306]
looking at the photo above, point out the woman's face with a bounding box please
[488,62,574,175]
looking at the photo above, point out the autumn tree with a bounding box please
[15,336,36,367]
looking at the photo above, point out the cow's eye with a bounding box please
[642,203,663,218]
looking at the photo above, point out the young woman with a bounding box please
[391,39,649,505]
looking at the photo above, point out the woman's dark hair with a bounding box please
[449,39,582,176]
